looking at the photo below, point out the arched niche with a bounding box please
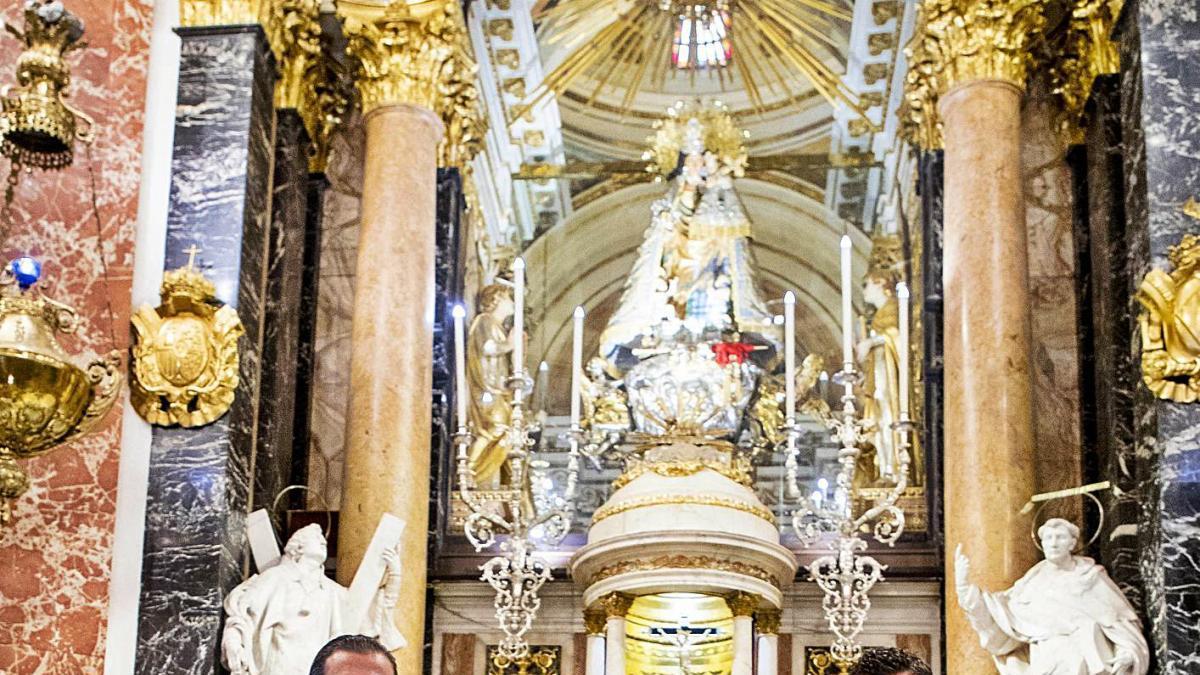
[522,178,871,412]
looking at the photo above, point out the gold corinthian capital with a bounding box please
[179,0,266,27]
[338,0,485,166]
[900,0,1046,149]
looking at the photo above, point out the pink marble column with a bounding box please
[940,79,1039,673]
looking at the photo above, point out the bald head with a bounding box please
[310,635,396,675]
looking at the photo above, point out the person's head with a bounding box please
[283,524,327,567]
[1037,517,1080,563]
[849,647,932,675]
[309,635,396,675]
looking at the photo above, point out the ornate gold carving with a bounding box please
[901,0,1047,149]
[1049,0,1123,142]
[755,608,782,635]
[305,51,353,174]
[591,494,776,526]
[131,249,244,427]
[590,556,780,588]
[1,2,94,170]
[180,0,264,27]
[502,77,526,98]
[611,456,754,492]
[269,0,321,111]
[583,608,607,635]
[0,261,122,524]
[805,646,842,675]
[340,1,485,167]
[871,1,899,25]
[523,129,545,147]
[867,32,893,56]
[599,592,634,619]
[495,49,521,70]
[724,591,760,617]
[1136,233,1200,403]
[486,19,514,41]
[486,645,560,675]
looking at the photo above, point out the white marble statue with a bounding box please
[221,524,406,675]
[954,518,1149,675]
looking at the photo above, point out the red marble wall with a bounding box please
[0,0,152,672]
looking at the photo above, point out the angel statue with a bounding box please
[954,518,1149,675]
[221,524,406,675]
[580,357,630,430]
[466,283,519,486]
[855,236,922,487]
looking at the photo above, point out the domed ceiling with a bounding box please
[532,0,861,159]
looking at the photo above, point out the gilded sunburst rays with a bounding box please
[530,0,864,115]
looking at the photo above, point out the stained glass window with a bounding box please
[671,5,732,70]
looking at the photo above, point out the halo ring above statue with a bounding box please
[271,484,333,539]
[1029,491,1104,553]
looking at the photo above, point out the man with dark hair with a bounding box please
[849,647,933,675]
[309,635,397,675]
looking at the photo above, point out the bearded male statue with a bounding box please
[221,524,405,675]
[954,518,1149,674]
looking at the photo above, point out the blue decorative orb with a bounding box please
[11,256,42,289]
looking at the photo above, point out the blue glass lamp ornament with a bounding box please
[11,255,41,288]
[0,257,122,524]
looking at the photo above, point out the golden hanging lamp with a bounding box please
[0,257,121,524]
[0,0,94,172]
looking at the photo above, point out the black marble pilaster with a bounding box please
[1078,74,1145,609]
[917,150,945,544]
[425,168,465,675]
[917,150,946,669]
[135,26,276,675]
[254,108,310,531]
[1117,1,1200,669]
[289,172,329,505]
[429,168,464,561]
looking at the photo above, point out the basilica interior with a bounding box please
[0,0,1196,674]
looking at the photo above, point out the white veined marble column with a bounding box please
[588,634,606,675]
[727,593,759,675]
[755,609,781,675]
[756,635,778,675]
[604,616,626,675]
[601,594,633,675]
[584,608,607,675]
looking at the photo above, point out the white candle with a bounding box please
[452,304,468,428]
[840,235,853,371]
[570,306,585,425]
[512,257,526,374]
[783,291,796,423]
[897,282,910,419]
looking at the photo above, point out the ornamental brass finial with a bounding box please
[1,0,94,171]
[130,254,245,427]
[1136,230,1200,403]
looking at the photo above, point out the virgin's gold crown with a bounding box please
[645,101,749,178]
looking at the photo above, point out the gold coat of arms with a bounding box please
[131,250,244,427]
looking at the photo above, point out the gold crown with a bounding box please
[160,265,217,304]
[644,101,748,178]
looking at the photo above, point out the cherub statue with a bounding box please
[221,525,405,675]
[580,357,630,430]
[954,518,1149,675]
